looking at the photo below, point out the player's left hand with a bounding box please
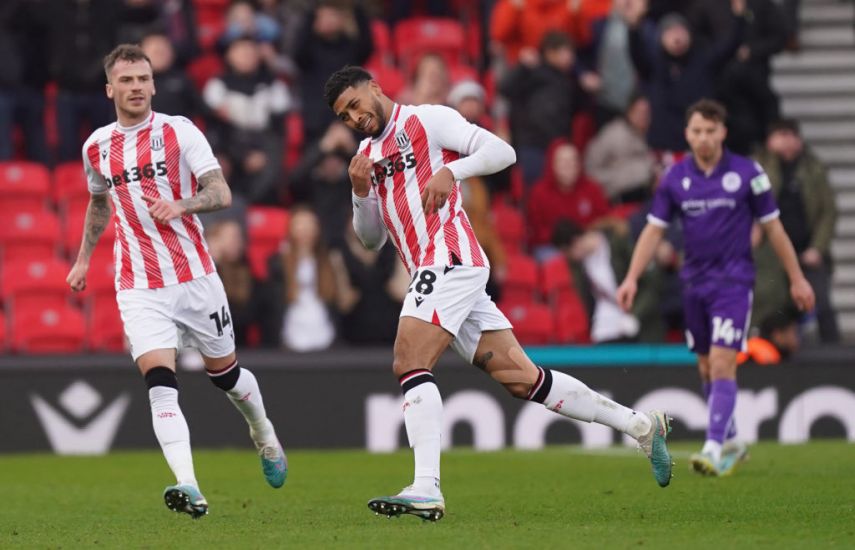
[142,195,186,224]
[421,167,455,215]
[790,277,815,312]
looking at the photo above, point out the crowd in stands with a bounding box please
[0,0,838,355]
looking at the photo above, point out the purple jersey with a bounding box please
[648,151,779,285]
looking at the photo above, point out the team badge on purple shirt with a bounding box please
[647,151,780,285]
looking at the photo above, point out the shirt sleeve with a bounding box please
[418,104,516,180]
[175,117,221,178]
[647,171,676,227]
[747,162,780,223]
[82,140,108,194]
[352,188,387,250]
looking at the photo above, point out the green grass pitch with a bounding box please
[1,442,853,548]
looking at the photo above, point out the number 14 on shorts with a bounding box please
[209,306,233,338]
[712,316,742,346]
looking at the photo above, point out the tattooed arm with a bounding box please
[67,192,112,292]
[142,169,232,224]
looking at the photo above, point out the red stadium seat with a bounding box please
[247,206,289,279]
[0,161,51,215]
[367,19,393,67]
[196,9,227,51]
[501,254,538,306]
[87,298,126,353]
[366,62,406,101]
[187,53,223,91]
[64,208,116,262]
[75,257,116,307]
[491,204,526,254]
[499,302,554,345]
[53,161,90,205]
[12,305,86,354]
[1,258,71,312]
[0,210,61,263]
[539,256,574,300]
[393,17,466,73]
[554,291,590,343]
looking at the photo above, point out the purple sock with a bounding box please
[707,379,738,444]
[703,381,737,439]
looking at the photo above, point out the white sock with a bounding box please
[226,369,275,448]
[149,386,198,488]
[702,439,722,462]
[543,370,651,439]
[401,377,442,492]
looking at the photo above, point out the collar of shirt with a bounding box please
[373,103,401,144]
[688,149,731,179]
[115,110,156,134]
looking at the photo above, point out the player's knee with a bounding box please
[709,358,737,380]
[392,358,415,378]
[144,366,177,390]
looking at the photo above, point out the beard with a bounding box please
[366,97,387,138]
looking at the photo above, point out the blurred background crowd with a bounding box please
[0,0,844,358]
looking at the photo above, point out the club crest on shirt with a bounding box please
[151,135,165,151]
[681,177,691,190]
[722,171,741,193]
[395,129,411,150]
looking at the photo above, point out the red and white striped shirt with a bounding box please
[357,104,496,274]
[82,111,218,290]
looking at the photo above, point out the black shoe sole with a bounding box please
[164,488,208,519]
[368,498,444,522]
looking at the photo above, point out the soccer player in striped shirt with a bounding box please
[66,44,287,518]
[325,65,674,522]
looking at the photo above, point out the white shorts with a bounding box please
[116,272,236,361]
[400,265,512,363]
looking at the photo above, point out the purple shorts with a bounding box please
[683,282,753,355]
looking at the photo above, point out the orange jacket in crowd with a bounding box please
[491,0,600,63]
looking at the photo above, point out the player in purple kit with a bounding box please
[617,99,815,477]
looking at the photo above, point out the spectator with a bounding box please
[49,0,121,162]
[753,119,839,342]
[526,139,610,260]
[0,0,50,164]
[269,207,337,352]
[448,80,492,129]
[294,0,373,145]
[499,31,582,185]
[203,37,291,204]
[142,33,206,119]
[585,93,656,204]
[118,0,199,66]
[689,0,788,155]
[626,0,746,152]
[219,0,282,46]
[739,308,801,364]
[288,121,356,248]
[329,219,410,346]
[256,0,309,79]
[553,221,640,343]
[396,53,451,106]
[490,0,592,65]
[579,0,637,124]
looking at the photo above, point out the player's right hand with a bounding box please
[66,262,88,293]
[349,154,373,198]
[616,278,637,312]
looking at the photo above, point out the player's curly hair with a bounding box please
[324,65,373,108]
[103,44,151,80]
